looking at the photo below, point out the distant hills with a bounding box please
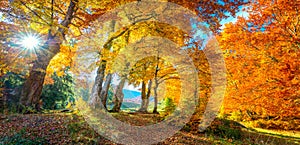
[122,89,141,99]
[107,89,155,110]
[122,89,154,103]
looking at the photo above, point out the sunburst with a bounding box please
[19,33,41,50]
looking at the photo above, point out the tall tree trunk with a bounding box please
[139,80,151,113]
[19,0,78,110]
[147,79,152,99]
[153,51,160,114]
[111,77,126,112]
[89,20,116,109]
[100,73,112,109]
[153,79,159,114]
[89,60,106,108]
[146,79,152,112]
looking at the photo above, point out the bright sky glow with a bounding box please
[20,34,40,50]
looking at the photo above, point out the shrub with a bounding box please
[206,118,243,140]
[41,70,75,110]
[0,72,25,113]
[163,97,176,115]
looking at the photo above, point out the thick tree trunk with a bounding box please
[100,73,112,109]
[111,77,126,112]
[19,63,48,109]
[20,38,60,110]
[89,60,106,108]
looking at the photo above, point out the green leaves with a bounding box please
[41,69,74,110]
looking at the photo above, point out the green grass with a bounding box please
[241,121,300,139]
[250,127,300,142]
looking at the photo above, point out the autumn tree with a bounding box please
[0,0,81,109]
[128,56,156,113]
[219,1,300,120]
[82,0,247,111]
[0,0,134,110]
[152,52,179,114]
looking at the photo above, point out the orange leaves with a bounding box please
[44,76,54,85]
[218,1,300,119]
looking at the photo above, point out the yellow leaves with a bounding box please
[127,21,186,46]
[259,58,268,64]
[29,21,50,35]
[165,79,181,104]
[0,63,8,77]
[46,45,77,76]
[69,25,82,37]
[60,45,74,55]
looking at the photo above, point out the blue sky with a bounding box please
[220,8,249,29]
[191,7,249,50]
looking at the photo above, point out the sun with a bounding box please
[20,34,41,50]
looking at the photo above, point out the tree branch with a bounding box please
[57,0,78,37]
[0,9,48,26]
[20,1,50,25]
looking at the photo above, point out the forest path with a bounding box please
[0,112,299,144]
